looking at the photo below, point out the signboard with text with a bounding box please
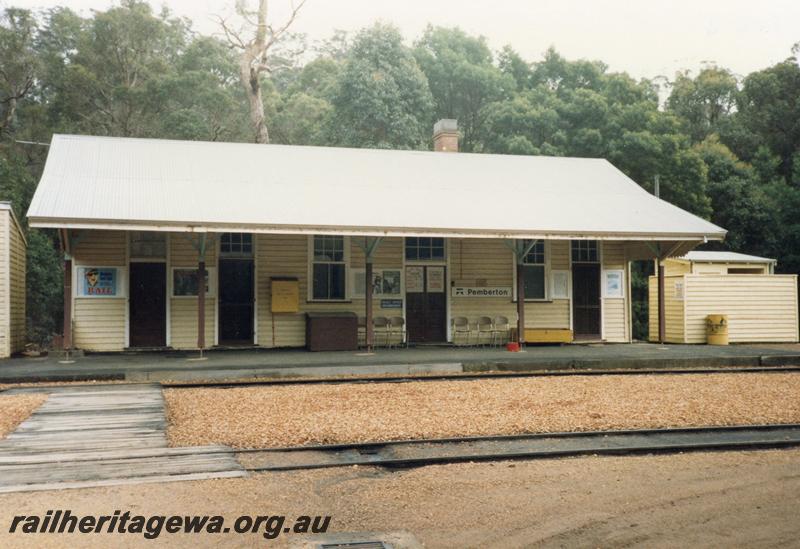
[451,286,512,298]
[78,267,118,297]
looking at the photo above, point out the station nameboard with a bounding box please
[451,286,512,298]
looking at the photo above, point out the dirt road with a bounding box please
[1,448,798,548]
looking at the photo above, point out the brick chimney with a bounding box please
[433,119,458,152]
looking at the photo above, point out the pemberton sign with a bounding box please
[451,286,512,298]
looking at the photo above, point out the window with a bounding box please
[130,232,166,258]
[405,237,445,261]
[311,236,346,300]
[221,233,252,256]
[521,240,546,300]
[571,240,599,263]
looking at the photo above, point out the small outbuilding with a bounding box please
[0,203,26,357]
[649,251,798,344]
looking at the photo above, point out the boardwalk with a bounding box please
[0,384,245,493]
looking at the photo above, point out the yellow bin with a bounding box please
[706,314,729,345]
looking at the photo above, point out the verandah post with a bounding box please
[658,257,666,344]
[60,229,73,352]
[509,238,538,347]
[63,257,72,351]
[516,259,525,346]
[361,236,383,352]
[197,234,207,352]
[365,260,374,351]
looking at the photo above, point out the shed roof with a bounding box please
[28,134,726,243]
[0,202,27,246]
[681,251,776,264]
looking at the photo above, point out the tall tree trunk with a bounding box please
[219,0,306,143]
[0,96,17,138]
[241,62,269,144]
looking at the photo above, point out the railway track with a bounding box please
[236,424,800,472]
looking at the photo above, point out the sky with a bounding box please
[5,0,799,81]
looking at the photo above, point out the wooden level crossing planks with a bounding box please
[0,384,245,492]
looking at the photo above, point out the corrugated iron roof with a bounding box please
[682,251,775,263]
[27,134,727,241]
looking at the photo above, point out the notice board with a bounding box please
[271,278,299,313]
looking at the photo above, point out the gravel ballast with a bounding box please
[164,373,800,449]
[0,394,47,438]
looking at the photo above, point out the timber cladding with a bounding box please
[65,231,632,351]
[649,273,799,344]
[71,230,126,351]
[0,206,27,358]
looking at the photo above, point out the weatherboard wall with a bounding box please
[649,273,799,343]
[8,212,26,356]
[71,230,127,351]
[64,231,637,351]
[683,274,798,343]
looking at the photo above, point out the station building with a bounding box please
[27,122,727,352]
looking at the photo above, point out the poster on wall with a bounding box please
[381,270,402,295]
[352,269,402,297]
[550,270,570,299]
[173,268,214,297]
[406,266,424,293]
[603,270,624,298]
[78,267,118,297]
[427,266,445,293]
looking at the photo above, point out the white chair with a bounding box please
[452,316,471,346]
[491,315,510,346]
[476,316,494,346]
[388,316,407,348]
[372,316,390,348]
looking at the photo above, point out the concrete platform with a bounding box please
[1,343,799,384]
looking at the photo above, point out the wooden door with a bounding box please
[129,263,166,348]
[219,259,254,344]
[406,265,447,343]
[572,263,601,339]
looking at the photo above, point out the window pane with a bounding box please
[329,264,345,299]
[523,265,545,299]
[523,240,545,264]
[313,264,329,299]
[314,236,343,261]
[572,240,598,263]
[405,237,445,261]
[130,231,166,258]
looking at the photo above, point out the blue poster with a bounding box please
[82,267,117,296]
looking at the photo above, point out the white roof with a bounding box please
[28,134,726,242]
[682,251,775,264]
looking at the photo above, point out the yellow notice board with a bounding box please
[271,279,299,313]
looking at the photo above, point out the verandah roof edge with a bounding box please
[27,216,726,242]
